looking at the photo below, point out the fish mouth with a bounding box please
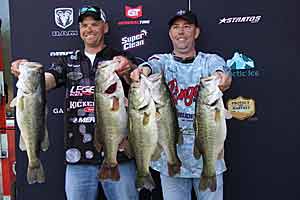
[105,83,117,94]
[200,75,218,85]
[97,60,119,69]
[138,103,149,111]
[20,61,43,71]
[208,99,219,107]
[147,73,162,82]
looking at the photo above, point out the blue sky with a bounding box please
[0,0,10,30]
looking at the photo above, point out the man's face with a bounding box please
[169,18,200,55]
[79,16,108,48]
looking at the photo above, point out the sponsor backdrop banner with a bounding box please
[9,0,298,199]
[190,0,298,200]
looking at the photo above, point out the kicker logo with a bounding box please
[69,101,94,109]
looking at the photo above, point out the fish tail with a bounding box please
[136,174,155,191]
[27,160,45,184]
[167,161,181,176]
[200,175,217,192]
[98,163,120,181]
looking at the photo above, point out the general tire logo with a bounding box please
[125,6,143,19]
[55,8,73,29]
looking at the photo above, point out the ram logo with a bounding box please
[55,8,73,29]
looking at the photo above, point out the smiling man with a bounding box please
[11,5,139,200]
[131,10,232,200]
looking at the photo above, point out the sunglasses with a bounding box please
[79,6,99,15]
[79,6,106,22]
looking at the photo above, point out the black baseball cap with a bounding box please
[78,6,107,23]
[168,10,198,27]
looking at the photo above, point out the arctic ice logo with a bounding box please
[121,30,148,50]
[227,52,260,77]
[55,8,73,29]
[219,16,261,24]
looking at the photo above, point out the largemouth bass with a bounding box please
[147,73,182,176]
[10,61,48,184]
[128,75,158,191]
[94,60,128,181]
[194,75,228,192]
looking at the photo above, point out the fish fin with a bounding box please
[94,127,103,152]
[128,117,133,134]
[126,119,134,159]
[123,143,134,159]
[176,129,184,145]
[13,95,24,111]
[27,160,45,184]
[193,115,198,133]
[155,109,161,120]
[177,134,184,145]
[167,161,181,176]
[110,165,120,181]
[143,112,150,125]
[193,139,203,159]
[111,97,120,111]
[215,109,221,122]
[19,135,27,151]
[41,107,49,151]
[200,175,217,192]
[151,144,163,161]
[193,146,201,160]
[136,174,156,192]
[94,141,103,153]
[217,147,224,160]
[40,126,49,151]
[10,97,18,107]
[98,163,120,181]
[19,96,25,111]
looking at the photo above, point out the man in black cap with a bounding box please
[11,5,139,200]
[130,9,231,200]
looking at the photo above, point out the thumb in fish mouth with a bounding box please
[130,68,143,82]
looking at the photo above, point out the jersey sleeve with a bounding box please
[207,54,231,76]
[139,54,167,74]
